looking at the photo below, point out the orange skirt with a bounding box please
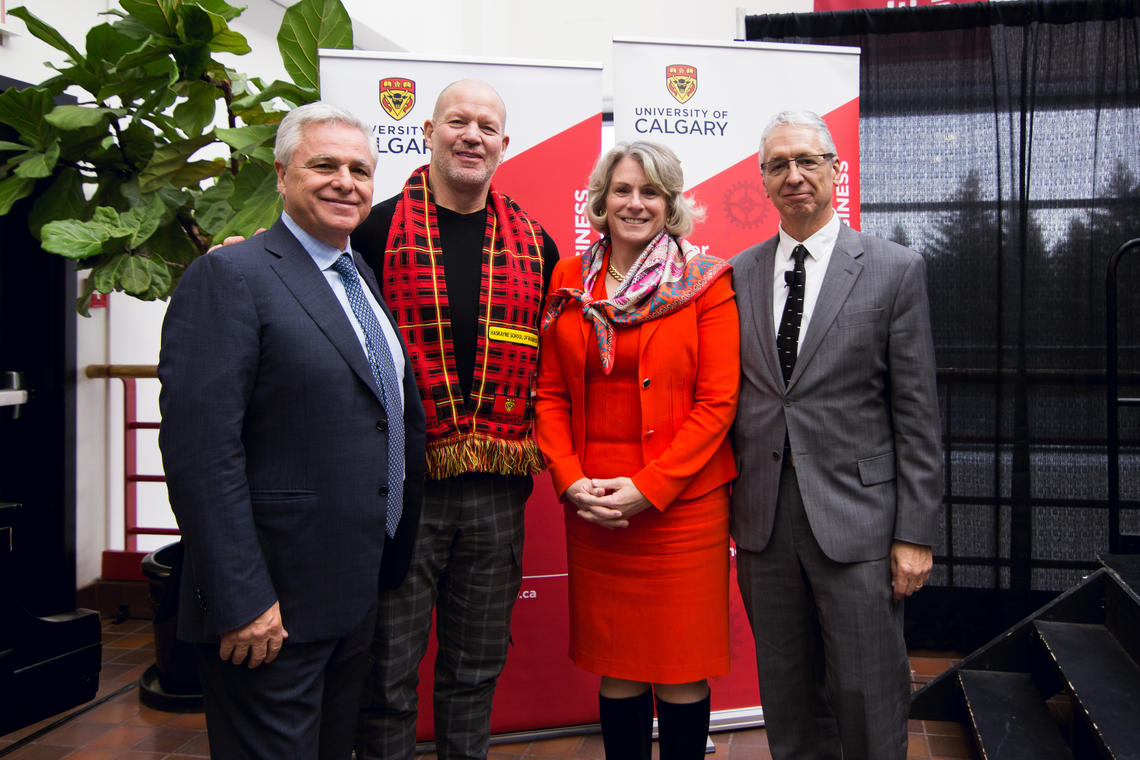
[564,484,730,683]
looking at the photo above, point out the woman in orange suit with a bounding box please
[535,141,740,760]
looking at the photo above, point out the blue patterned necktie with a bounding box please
[331,253,404,538]
[776,244,808,385]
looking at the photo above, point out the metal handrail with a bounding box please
[86,364,176,580]
[1106,238,1140,554]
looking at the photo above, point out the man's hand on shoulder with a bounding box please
[219,601,288,668]
[890,540,932,603]
[207,228,267,253]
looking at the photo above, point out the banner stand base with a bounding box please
[414,707,765,752]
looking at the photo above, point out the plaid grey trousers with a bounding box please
[355,473,532,760]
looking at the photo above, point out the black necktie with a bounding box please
[776,244,808,385]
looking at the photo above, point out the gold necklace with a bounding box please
[607,262,626,282]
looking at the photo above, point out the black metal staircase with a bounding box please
[911,555,1140,759]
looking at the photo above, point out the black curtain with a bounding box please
[746,0,1140,648]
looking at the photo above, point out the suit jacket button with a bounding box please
[772,451,781,460]
[376,419,388,432]
[378,486,389,498]
[642,378,651,388]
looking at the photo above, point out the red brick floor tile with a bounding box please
[129,727,200,754]
[2,744,75,759]
[927,730,977,759]
[57,749,122,760]
[86,724,159,749]
[125,707,176,728]
[162,711,207,731]
[16,722,111,749]
[171,731,211,756]
[907,731,930,757]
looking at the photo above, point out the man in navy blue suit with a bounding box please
[158,102,426,759]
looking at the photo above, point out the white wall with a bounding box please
[1,0,805,589]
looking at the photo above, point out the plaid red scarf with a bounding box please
[383,165,547,478]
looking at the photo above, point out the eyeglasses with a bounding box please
[760,154,835,176]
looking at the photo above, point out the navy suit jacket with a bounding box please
[158,219,426,643]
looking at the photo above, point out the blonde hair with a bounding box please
[586,141,704,238]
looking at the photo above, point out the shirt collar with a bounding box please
[777,211,842,263]
[281,212,352,270]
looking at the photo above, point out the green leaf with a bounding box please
[210,29,251,55]
[8,6,86,65]
[170,158,227,187]
[194,171,236,236]
[173,42,212,82]
[0,140,32,153]
[215,167,282,240]
[93,253,128,292]
[120,255,153,294]
[87,23,138,66]
[195,0,246,22]
[175,3,215,44]
[41,218,111,259]
[76,271,97,317]
[13,141,60,178]
[143,256,174,299]
[119,0,180,37]
[123,196,167,247]
[45,104,113,130]
[231,79,315,110]
[277,0,353,92]
[215,123,278,159]
[0,88,54,147]
[0,175,35,215]
[147,218,200,267]
[137,133,216,194]
[28,169,88,239]
[173,80,219,137]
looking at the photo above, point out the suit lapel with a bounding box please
[264,222,384,402]
[745,240,784,387]
[790,225,864,384]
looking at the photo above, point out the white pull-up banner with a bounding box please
[612,37,861,725]
[613,37,861,259]
[319,50,604,741]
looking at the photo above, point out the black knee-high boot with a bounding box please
[655,691,711,760]
[599,690,654,760]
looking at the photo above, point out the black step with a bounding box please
[1035,620,1140,760]
[957,670,1072,759]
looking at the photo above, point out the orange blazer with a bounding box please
[535,255,741,510]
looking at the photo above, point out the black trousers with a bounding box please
[194,606,376,760]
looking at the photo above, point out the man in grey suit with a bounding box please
[158,102,425,759]
[731,110,942,760]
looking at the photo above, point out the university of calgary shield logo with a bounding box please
[665,65,697,104]
[379,78,416,120]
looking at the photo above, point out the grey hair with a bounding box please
[759,110,837,158]
[586,141,704,238]
[274,101,378,166]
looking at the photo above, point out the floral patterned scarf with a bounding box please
[541,229,731,373]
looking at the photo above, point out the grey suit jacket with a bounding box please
[730,223,941,562]
[158,220,426,643]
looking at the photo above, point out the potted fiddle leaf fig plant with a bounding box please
[0,0,354,314]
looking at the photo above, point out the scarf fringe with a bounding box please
[426,433,544,479]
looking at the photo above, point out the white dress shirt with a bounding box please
[772,211,842,351]
[282,213,406,407]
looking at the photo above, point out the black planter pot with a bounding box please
[139,541,202,712]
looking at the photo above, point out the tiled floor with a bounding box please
[0,618,977,759]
